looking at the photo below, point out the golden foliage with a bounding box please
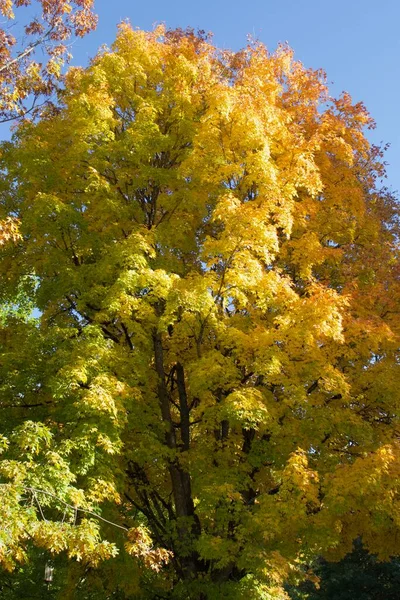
[0,24,399,597]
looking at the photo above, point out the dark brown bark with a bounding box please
[153,329,200,580]
[176,362,190,451]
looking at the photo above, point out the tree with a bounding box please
[0,25,399,599]
[287,539,400,600]
[0,0,97,122]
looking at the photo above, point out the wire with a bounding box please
[0,484,129,532]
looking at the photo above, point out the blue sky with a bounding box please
[66,0,399,193]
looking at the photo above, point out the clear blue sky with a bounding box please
[36,1,400,195]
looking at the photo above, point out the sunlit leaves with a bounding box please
[0,0,97,121]
[0,24,399,598]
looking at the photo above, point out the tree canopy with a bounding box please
[0,24,399,599]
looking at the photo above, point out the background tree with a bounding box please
[0,25,399,599]
[287,539,400,600]
[0,0,97,122]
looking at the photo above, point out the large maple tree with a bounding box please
[0,25,399,599]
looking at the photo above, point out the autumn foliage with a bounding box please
[0,0,97,121]
[0,25,399,599]
[0,0,97,247]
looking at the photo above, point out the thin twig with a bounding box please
[0,27,54,73]
[33,493,47,522]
